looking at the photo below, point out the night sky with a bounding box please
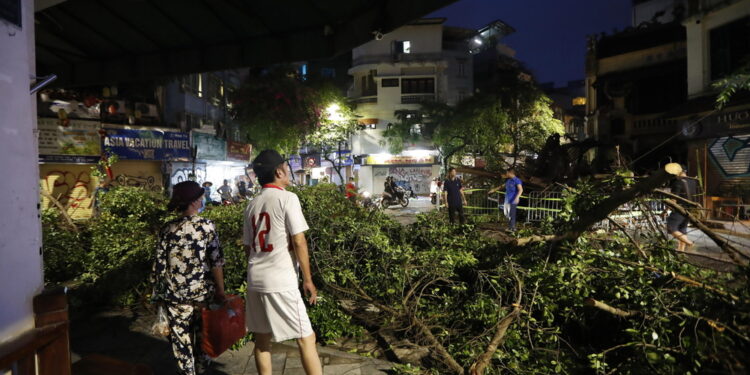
[429,0,633,87]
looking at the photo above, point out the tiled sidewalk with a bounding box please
[70,308,394,374]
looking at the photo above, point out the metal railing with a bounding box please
[401,94,435,104]
[463,188,501,219]
[525,191,564,222]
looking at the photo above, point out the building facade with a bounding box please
[347,18,475,195]
[586,0,750,211]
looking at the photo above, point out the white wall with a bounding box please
[632,0,686,26]
[683,0,750,97]
[0,0,44,343]
[353,24,443,60]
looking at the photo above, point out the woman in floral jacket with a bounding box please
[152,181,226,375]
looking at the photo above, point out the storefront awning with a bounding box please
[35,0,456,87]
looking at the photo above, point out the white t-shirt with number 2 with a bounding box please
[243,185,309,293]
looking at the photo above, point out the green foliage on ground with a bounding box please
[42,181,749,373]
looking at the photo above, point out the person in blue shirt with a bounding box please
[442,167,467,225]
[489,168,523,231]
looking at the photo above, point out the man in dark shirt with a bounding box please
[666,168,697,252]
[442,167,467,225]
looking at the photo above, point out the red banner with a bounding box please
[227,141,252,162]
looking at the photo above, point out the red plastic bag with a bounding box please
[201,295,247,358]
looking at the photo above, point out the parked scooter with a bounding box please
[381,186,409,208]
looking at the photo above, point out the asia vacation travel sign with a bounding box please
[102,127,191,161]
[193,131,227,161]
[227,141,252,162]
[38,118,101,163]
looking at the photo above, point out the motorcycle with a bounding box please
[381,187,409,208]
[360,191,379,210]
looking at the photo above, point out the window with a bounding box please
[458,90,467,102]
[457,59,467,78]
[710,16,750,80]
[361,70,377,96]
[181,74,202,97]
[205,74,223,105]
[321,68,336,78]
[393,40,411,54]
[382,78,399,87]
[402,78,435,94]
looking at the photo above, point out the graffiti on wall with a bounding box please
[40,165,95,219]
[388,166,433,194]
[110,161,163,192]
[709,135,750,177]
[388,167,433,181]
[169,162,207,187]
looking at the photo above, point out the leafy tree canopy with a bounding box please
[384,78,563,170]
[231,66,357,156]
[714,63,750,108]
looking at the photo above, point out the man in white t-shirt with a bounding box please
[243,149,321,375]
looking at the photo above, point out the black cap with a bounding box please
[168,181,204,211]
[252,149,285,175]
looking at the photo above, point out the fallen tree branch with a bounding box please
[653,189,702,208]
[584,298,641,318]
[598,256,740,302]
[563,169,674,243]
[469,267,524,375]
[606,217,647,259]
[661,199,749,264]
[40,189,79,232]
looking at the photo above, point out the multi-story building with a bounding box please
[584,14,688,169]
[586,0,750,211]
[163,69,252,196]
[347,18,477,195]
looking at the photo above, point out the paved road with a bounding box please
[681,227,750,271]
[382,196,436,225]
[70,308,394,375]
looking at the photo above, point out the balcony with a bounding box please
[352,96,378,104]
[401,94,435,104]
[632,114,677,135]
[352,53,444,67]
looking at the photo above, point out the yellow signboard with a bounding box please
[366,155,435,165]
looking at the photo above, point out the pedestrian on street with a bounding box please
[442,167,467,225]
[237,180,248,200]
[93,177,110,215]
[345,177,358,202]
[243,149,322,375]
[666,164,696,252]
[218,179,233,203]
[151,181,226,375]
[489,168,523,231]
[202,181,214,206]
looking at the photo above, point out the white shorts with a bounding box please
[245,289,313,342]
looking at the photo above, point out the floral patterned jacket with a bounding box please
[151,215,224,304]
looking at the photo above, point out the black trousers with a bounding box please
[448,204,466,225]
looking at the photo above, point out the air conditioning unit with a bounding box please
[135,103,159,119]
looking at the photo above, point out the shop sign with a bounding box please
[366,154,435,165]
[193,131,227,161]
[333,150,354,167]
[38,118,101,163]
[709,134,750,177]
[688,108,750,138]
[302,154,320,168]
[103,127,190,161]
[227,141,252,162]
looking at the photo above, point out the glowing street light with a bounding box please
[326,103,344,122]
